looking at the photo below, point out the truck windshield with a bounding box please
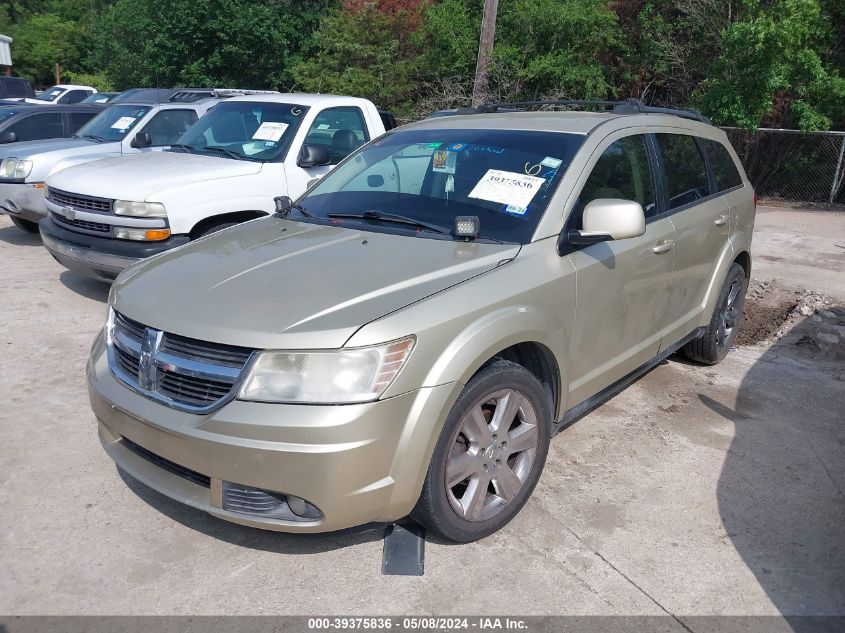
[0,108,23,124]
[36,87,65,102]
[74,105,151,142]
[297,128,584,244]
[174,101,308,161]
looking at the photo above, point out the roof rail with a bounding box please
[167,88,281,103]
[466,98,710,124]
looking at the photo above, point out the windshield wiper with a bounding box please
[203,146,246,161]
[327,210,451,235]
[168,143,195,154]
[80,134,110,143]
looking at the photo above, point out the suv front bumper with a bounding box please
[88,331,460,533]
[40,215,188,281]
[0,181,47,223]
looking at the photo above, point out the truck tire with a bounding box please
[9,216,39,233]
[683,262,747,365]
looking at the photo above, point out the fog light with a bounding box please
[454,215,479,239]
[113,227,171,241]
[222,482,322,521]
[287,495,307,517]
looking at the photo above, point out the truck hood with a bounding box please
[0,137,112,159]
[47,151,262,201]
[113,217,519,349]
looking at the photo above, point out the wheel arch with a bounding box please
[188,210,267,239]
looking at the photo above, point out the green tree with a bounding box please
[6,12,87,85]
[696,0,845,130]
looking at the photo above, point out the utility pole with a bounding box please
[471,0,499,107]
[54,62,60,85]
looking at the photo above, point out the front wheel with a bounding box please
[683,262,747,365]
[412,359,552,543]
[9,216,39,233]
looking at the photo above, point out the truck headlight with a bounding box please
[14,160,33,179]
[238,337,415,404]
[113,200,167,218]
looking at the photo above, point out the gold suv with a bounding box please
[88,100,755,542]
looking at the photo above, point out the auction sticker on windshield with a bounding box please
[111,116,136,130]
[468,169,546,209]
[253,122,289,142]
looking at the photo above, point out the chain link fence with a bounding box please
[722,127,845,204]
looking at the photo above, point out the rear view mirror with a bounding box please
[367,175,384,188]
[130,132,152,149]
[0,131,17,144]
[297,143,331,168]
[569,198,646,245]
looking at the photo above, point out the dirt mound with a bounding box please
[738,279,845,361]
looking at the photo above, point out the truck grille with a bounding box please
[48,187,113,213]
[108,309,255,413]
[52,211,111,234]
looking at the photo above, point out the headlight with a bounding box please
[113,200,167,218]
[1,158,18,178]
[238,337,415,404]
[14,160,33,179]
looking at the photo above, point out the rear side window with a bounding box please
[140,109,198,145]
[8,112,63,142]
[656,134,710,210]
[579,134,657,218]
[703,139,743,191]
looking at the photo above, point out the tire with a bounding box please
[412,359,552,543]
[683,262,747,365]
[9,216,39,233]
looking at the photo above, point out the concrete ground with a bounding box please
[0,205,842,617]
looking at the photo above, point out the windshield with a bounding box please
[36,87,65,102]
[174,101,308,161]
[81,93,113,104]
[0,108,23,124]
[298,128,584,244]
[74,104,151,142]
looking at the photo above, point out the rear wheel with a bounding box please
[412,360,552,543]
[683,262,747,365]
[9,216,39,233]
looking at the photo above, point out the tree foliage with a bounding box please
[0,0,842,129]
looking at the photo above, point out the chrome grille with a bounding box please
[52,211,111,234]
[48,187,113,213]
[107,309,254,412]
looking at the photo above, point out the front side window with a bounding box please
[74,105,151,142]
[69,111,98,133]
[59,89,90,104]
[36,87,65,102]
[704,139,743,191]
[5,80,30,98]
[304,107,370,164]
[656,133,710,210]
[578,134,656,218]
[9,113,64,141]
[297,128,583,244]
[140,109,198,146]
[175,101,308,162]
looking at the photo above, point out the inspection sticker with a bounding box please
[252,121,289,142]
[468,169,546,209]
[541,156,563,169]
[111,116,136,130]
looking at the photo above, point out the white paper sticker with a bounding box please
[468,169,546,209]
[317,123,331,130]
[252,121,289,142]
[111,116,136,130]
[541,156,563,169]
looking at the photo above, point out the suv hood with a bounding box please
[47,151,262,200]
[113,217,519,349]
[0,137,109,159]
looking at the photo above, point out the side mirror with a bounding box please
[297,143,331,168]
[0,131,17,144]
[130,132,152,149]
[568,198,646,245]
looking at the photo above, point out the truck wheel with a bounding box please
[9,216,39,233]
[412,359,552,543]
[683,262,747,365]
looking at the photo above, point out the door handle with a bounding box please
[714,215,729,226]
[652,240,674,254]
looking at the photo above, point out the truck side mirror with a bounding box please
[297,143,331,168]
[568,198,646,245]
[131,132,152,149]
[0,131,17,144]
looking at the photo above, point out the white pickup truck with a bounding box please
[40,93,394,281]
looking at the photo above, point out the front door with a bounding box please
[565,133,676,406]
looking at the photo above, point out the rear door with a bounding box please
[654,133,730,347]
[565,132,676,405]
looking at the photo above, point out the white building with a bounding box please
[0,34,12,70]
